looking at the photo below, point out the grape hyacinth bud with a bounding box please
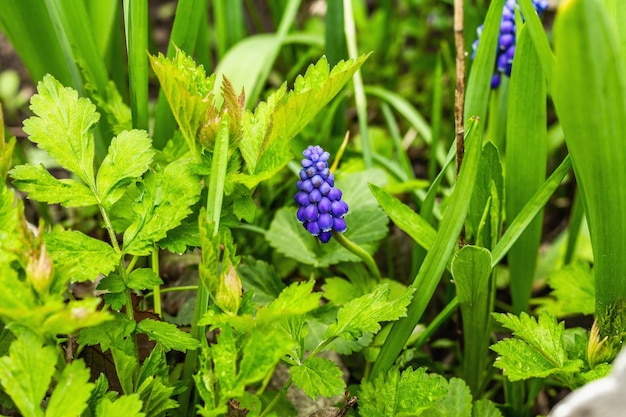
[295,145,348,243]
[471,0,549,89]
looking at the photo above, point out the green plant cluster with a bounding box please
[0,0,625,416]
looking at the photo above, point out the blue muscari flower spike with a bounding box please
[295,145,348,243]
[471,0,548,89]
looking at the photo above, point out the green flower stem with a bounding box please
[179,116,231,416]
[332,231,381,280]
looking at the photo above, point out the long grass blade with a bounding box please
[552,0,626,329]
[505,26,547,314]
[124,0,149,130]
[371,117,482,378]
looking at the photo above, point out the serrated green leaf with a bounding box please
[290,356,345,400]
[126,268,163,290]
[10,164,97,207]
[136,376,178,417]
[359,367,448,416]
[44,227,120,282]
[325,283,414,341]
[97,273,126,293]
[137,347,169,388]
[322,278,360,306]
[491,310,583,381]
[123,158,202,256]
[237,327,295,386]
[209,325,238,399]
[41,298,112,336]
[149,50,215,157]
[235,55,368,187]
[45,360,94,417]
[0,183,27,261]
[77,314,136,351]
[238,84,286,175]
[491,338,582,382]
[547,262,595,316]
[267,168,388,267]
[96,129,155,208]
[257,280,320,324]
[22,74,98,185]
[96,394,145,417]
[437,378,472,417]
[0,332,56,417]
[136,319,200,352]
[111,338,139,395]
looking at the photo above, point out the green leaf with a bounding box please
[553,0,626,318]
[437,378,472,417]
[467,142,504,248]
[45,360,94,417]
[123,157,202,256]
[136,376,178,417]
[136,319,200,352]
[77,315,136,351]
[465,0,504,121]
[236,327,295,386]
[96,394,145,417]
[257,280,321,324]
[126,268,163,291]
[235,55,369,187]
[505,25,547,313]
[10,164,97,207]
[322,278,361,306]
[369,184,437,251]
[22,74,98,185]
[491,310,583,381]
[452,245,493,394]
[545,262,595,316]
[290,356,345,400]
[209,325,238,399]
[149,49,215,157]
[237,257,286,306]
[325,283,414,341]
[267,168,388,267]
[0,332,56,417]
[373,119,483,377]
[358,367,448,416]
[44,227,120,282]
[96,129,155,208]
[111,339,139,395]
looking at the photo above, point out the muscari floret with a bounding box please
[295,145,348,243]
[471,0,549,89]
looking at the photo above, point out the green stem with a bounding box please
[332,231,381,280]
[258,377,292,417]
[343,0,371,168]
[97,203,121,253]
[151,246,161,317]
[178,115,231,416]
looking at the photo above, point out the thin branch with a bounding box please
[454,0,466,178]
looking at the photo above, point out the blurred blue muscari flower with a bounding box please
[471,0,549,89]
[295,145,348,243]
